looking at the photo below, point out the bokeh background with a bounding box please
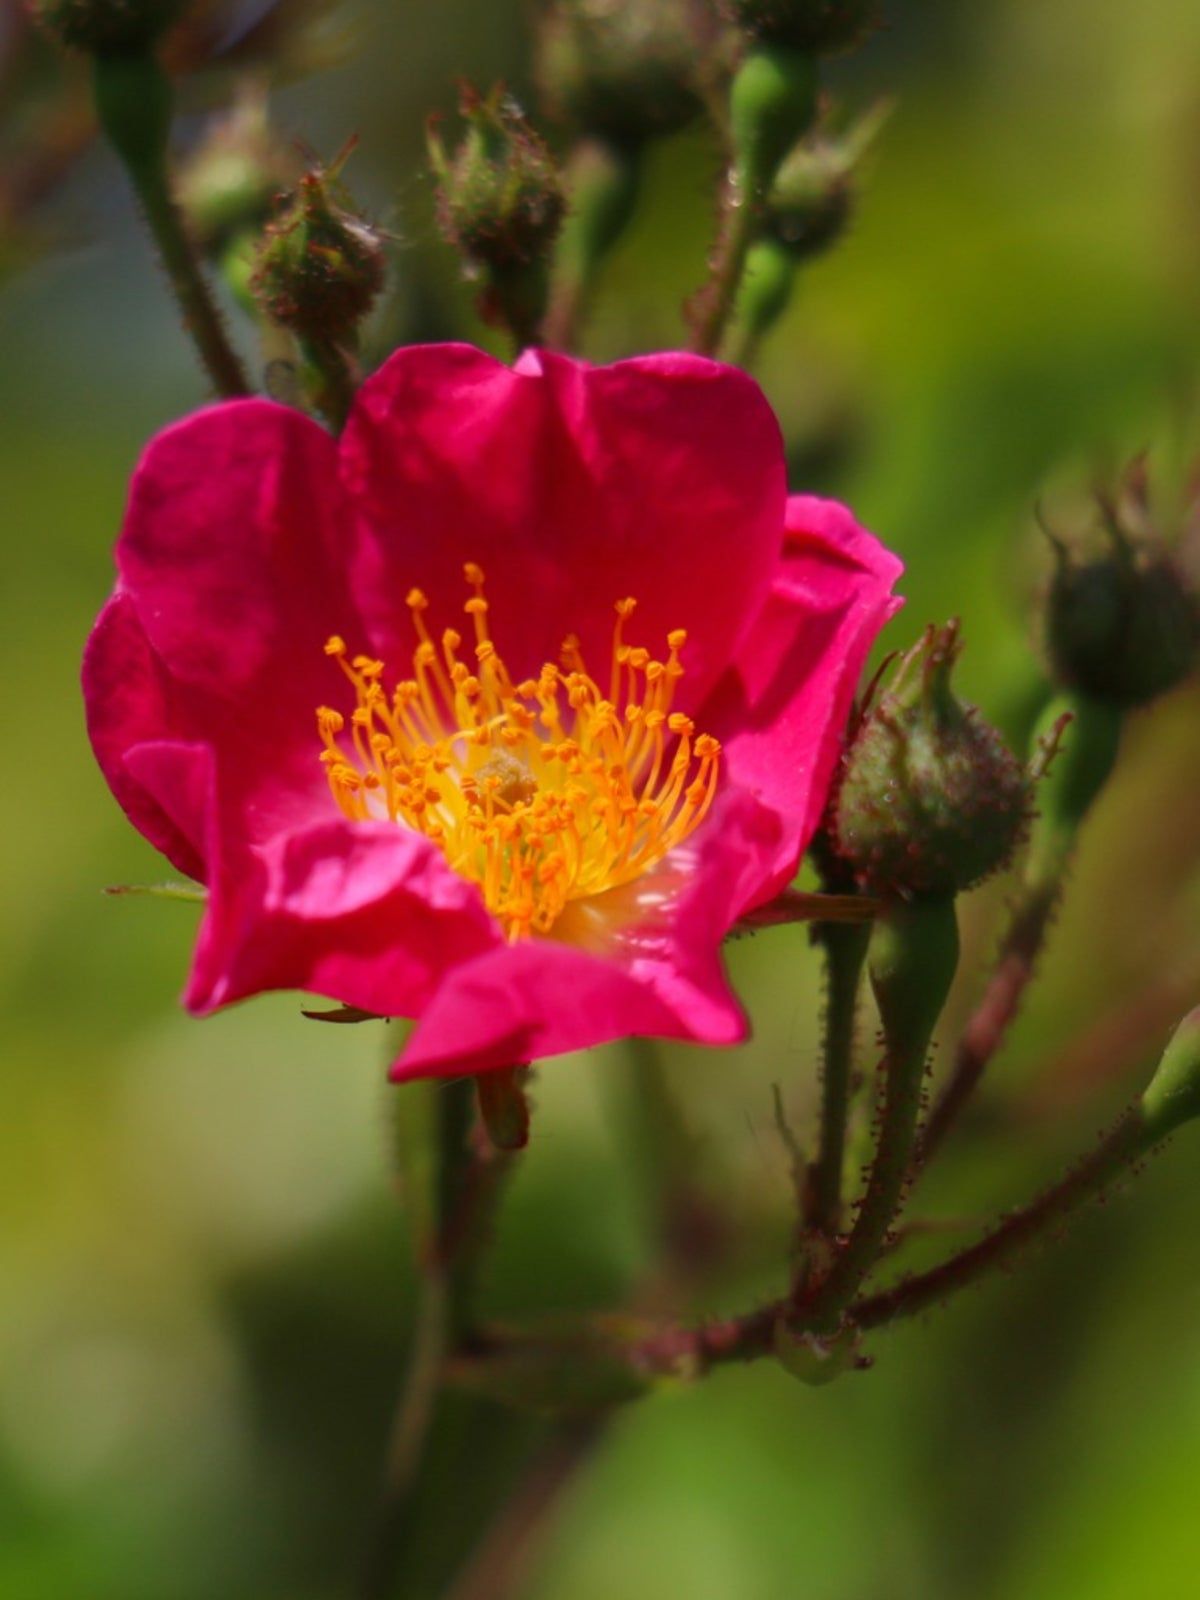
[4,0,1200,1595]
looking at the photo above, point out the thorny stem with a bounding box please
[796,897,959,1331]
[632,1090,1185,1374]
[687,174,759,358]
[916,881,1059,1167]
[92,56,250,398]
[733,886,881,935]
[807,919,870,1235]
[301,336,357,432]
[854,1111,1150,1328]
[543,136,642,355]
[128,161,253,398]
[916,695,1123,1168]
[361,1077,517,1600]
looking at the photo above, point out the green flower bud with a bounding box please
[536,0,730,146]
[1045,497,1198,708]
[31,0,184,56]
[723,0,880,55]
[767,136,852,257]
[429,84,566,272]
[251,150,385,345]
[1141,1008,1200,1144]
[729,42,819,198]
[831,621,1031,896]
[176,89,294,257]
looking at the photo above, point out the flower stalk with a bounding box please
[806,916,870,1235]
[688,42,818,356]
[859,1006,1200,1327]
[92,54,251,397]
[917,692,1122,1166]
[796,894,959,1330]
[543,136,642,351]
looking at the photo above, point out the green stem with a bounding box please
[799,896,958,1331]
[362,1077,514,1597]
[807,919,870,1235]
[485,259,550,355]
[628,1009,1200,1372]
[543,136,643,354]
[688,44,817,358]
[92,54,250,398]
[615,1038,723,1274]
[687,178,761,358]
[729,233,798,371]
[300,336,357,432]
[916,694,1122,1167]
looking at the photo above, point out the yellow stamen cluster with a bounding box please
[316,565,721,941]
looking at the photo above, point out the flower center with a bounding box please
[316,564,721,940]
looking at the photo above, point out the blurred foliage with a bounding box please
[3,0,1200,1595]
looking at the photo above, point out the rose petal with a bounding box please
[340,344,786,710]
[699,494,904,900]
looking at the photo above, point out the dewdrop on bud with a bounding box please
[31,0,184,55]
[536,0,729,146]
[831,621,1031,896]
[429,84,565,272]
[1044,468,1198,708]
[251,148,385,345]
[723,0,880,54]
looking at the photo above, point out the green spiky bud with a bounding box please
[724,0,879,54]
[31,0,184,55]
[429,84,566,272]
[832,621,1031,896]
[251,151,385,345]
[536,0,729,147]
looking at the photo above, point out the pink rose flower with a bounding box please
[84,344,902,1079]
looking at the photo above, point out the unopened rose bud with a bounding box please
[831,621,1031,896]
[1044,477,1198,708]
[1141,1008,1200,1144]
[251,151,385,346]
[767,100,886,258]
[724,0,880,55]
[429,84,565,272]
[31,0,184,56]
[768,138,852,257]
[536,0,729,147]
[729,42,818,200]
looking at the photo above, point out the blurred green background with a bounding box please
[4,0,1200,1595]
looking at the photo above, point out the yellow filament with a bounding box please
[316,566,721,941]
